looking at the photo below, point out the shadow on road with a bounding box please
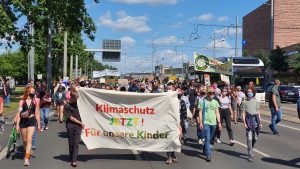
[215,149,248,160]
[54,154,137,162]
[262,157,300,168]
[259,130,273,135]
[57,132,68,138]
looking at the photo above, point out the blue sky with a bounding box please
[84,0,266,73]
[0,0,267,73]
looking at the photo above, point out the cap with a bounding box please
[206,87,215,94]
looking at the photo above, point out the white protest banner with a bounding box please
[37,74,42,80]
[99,78,106,84]
[77,88,181,152]
[220,74,230,85]
[118,79,128,86]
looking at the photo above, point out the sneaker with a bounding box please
[198,139,203,145]
[206,156,211,162]
[24,159,30,166]
[268,124,273,132]
[216,139,221,144]
[165,158,172,164]
[172,157,178,163]
[230,139,235,146]
[45,126,49,130]
[248,156,253,162]
[274,131,280,136]
[40,129,44,132]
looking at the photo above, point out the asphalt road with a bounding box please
[0,105,299,169]
[260,102,298,117]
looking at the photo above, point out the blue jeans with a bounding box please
[182,120,189,139]
[196,123,203,139]
[40,107,50,128]
[4,95,10,106]
[270,107,282,133]
[32,125,38,148]
[203,124,217,157]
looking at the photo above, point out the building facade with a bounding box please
[243,0,300,55]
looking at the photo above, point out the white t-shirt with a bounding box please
[219,96,231,109]
[238,91,246,104]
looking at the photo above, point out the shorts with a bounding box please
[19,117,37,128]
[231,101,238,111]
[56,100,64,106]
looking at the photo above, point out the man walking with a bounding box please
[269,79,282,135]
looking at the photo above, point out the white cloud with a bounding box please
[110,0,177,5]
[156,49,188,66]
[177,13,184,17]
[121,36,136,46]
[152,36,184,45]
[98,11,151,33]
[206,38,232,49]
[205,38,240,57]
[218,16,229,22]
[215,27,242,37]
[197,13,214,21]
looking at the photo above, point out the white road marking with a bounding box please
[260,119,300,131]
[131,150,141,160]
[234,140,271,157]
[0,147,8,160]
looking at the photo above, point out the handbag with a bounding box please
[20,100,34,119]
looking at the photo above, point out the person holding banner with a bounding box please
[64,90,85,167]
[198,87,222,162]
[166,89,185,164]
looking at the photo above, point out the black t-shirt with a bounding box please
[64,102,82,127]
[189,88,197,103]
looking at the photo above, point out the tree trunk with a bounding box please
[46,15,52,90]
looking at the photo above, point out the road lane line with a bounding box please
[234,140,271,157]
[131,150,141,160]
[0,147,8,160]
[260,119,300,131]
[0,111,56,161]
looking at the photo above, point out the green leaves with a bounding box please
[252,50,270,68]
[269,46,289,73]
[0,52,27,81]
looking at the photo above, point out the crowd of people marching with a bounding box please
[0,77,284,167]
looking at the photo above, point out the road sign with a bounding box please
[242,40,247,46]
[102,40,121,62]
[37,74,42,80]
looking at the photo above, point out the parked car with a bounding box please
[265,85,299,103]
[293,85,300,96]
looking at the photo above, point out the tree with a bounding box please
[0,51,28,83]
[288,44,300,73]
[269,46,288,79]
[242,50,250,57]
[253,50,270,68]
[1,0,99,88]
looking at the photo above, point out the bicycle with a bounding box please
[6,123,20,160]
[0,116,5,152]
